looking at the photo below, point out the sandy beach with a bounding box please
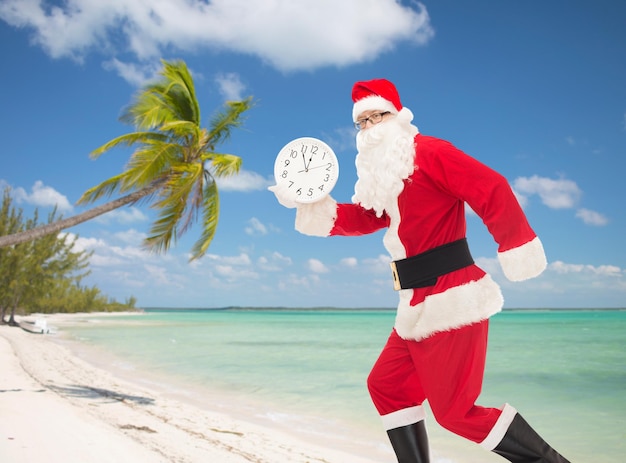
[0,314,383,463]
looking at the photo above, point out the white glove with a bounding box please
[268,183,297,209]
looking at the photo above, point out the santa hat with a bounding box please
[352,79,403,122]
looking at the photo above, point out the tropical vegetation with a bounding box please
[0,59,254,261]
[0,189,136,325]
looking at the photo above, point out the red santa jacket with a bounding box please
[295,134,547,340]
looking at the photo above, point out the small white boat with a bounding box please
[19,318,50,334]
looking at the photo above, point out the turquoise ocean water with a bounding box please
[59,309,625,463]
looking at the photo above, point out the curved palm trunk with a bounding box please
[0,183,161,248]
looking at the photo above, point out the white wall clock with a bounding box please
[273,137,339,203]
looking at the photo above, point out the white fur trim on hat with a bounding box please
[397,107,414,124]
[353,95,399,122]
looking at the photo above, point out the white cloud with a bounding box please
[215,72,246,101]
[0,0,119,61]
[63,233,106,253]
[575,208,609,226]
[215,169,272,192]
[549,261,622,277]
[277,273,311,291]
[245,217,268,236]
[512,176,608,227]
[108,243,152,260]
[213,264,258,280]
[307,258,329,274]
[206,252,252,267]
[0,0,434,72]
[474,256,502,277]
[257,252,292,272]
[513,175,582,209]
[465,202,478,216]
[143,264,174,286]
[103,58,161,86]
[475,255,626,308]
[340,257,358,268]
[68,233,154,267]
[94,206,148,224]
[114,228,147,244]
[201,252,260,285]
[323,126,358,154]
[362,254,392,274]
[13,180,73,212]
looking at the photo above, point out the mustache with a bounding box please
[356,122,386,151]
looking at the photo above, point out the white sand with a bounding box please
[0,316,385,463]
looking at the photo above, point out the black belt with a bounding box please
[390,238,474,290]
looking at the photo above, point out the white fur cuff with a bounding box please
[381,405,426,431]
[498,237,547,282]
[479,403,518,450]
[295,196,337,236]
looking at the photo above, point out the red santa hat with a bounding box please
[352,79,403,122]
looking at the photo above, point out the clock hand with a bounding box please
[297,163,331,173]
[301,153,309,172]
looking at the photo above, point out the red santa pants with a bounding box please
[367,319,502,443]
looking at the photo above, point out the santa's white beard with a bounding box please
[352,116,418,217]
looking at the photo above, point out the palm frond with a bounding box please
[77,172,129,205]
[175,170,206,238]
[90,132,168,159]
[143,163,203,254]
[142,199,182,254]
[189,179,219,261]
[159,120,201,142]
[160,60,200,124]
[160,164,204,203]
[207,97,254,149]
[121,141,181,191]
[203,153,242,177]
[120,88,175,130]
[121,60,200,130]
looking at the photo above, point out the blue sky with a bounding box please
[1,1,624,309]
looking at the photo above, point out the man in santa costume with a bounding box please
[270,79,570,463]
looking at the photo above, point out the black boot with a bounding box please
[387,421,430,463]
[493,413,570,463]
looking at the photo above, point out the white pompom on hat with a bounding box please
[352,79,403,122]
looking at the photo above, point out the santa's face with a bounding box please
[352,112,418,217]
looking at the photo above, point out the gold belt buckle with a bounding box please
[390,261,401,291]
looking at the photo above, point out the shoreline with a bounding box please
[2,312,533,463]
[0,314,386,463]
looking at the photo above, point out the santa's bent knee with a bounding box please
[366,368,383,397]
[435,415,466,436]
[366,367,394,413]
[431,405,501,443]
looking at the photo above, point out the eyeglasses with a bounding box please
[354,111,391,130]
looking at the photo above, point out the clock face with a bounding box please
[274,137,339,203]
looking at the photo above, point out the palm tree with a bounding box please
[0,59,253,260]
